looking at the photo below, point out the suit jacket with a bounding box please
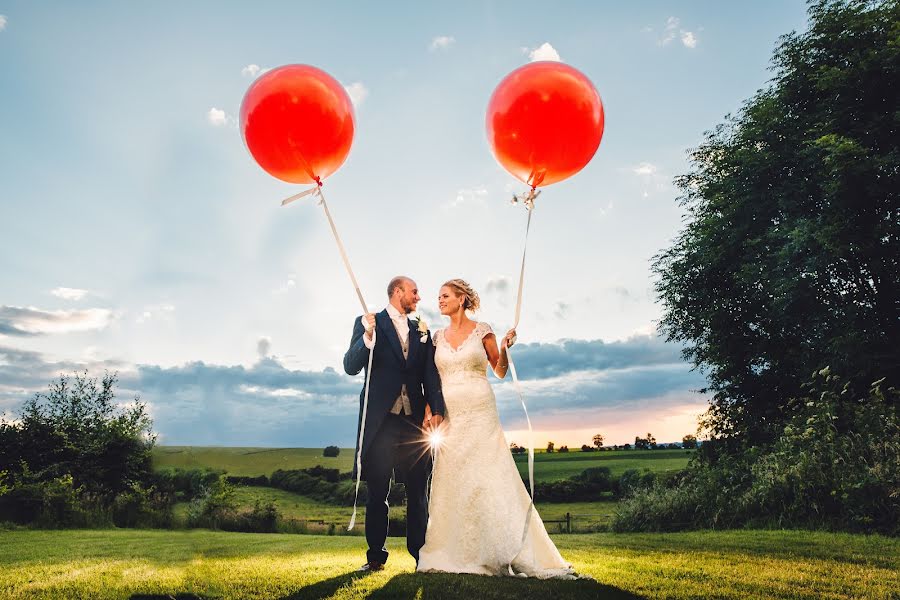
[343,309,444,478]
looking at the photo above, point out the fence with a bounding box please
[277,512,615,535]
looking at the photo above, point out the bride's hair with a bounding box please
[442,279,481,312]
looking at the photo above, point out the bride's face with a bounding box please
[438,286,464,316]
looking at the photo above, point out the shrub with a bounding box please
[613,371,900,534]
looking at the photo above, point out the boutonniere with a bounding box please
[415,316,429,343]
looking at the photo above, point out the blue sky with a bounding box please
[0,1,810,446]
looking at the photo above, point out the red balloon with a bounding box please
[486,62,604,188]
[240,64,355,184]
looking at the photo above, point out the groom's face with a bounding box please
[398,280,420,314]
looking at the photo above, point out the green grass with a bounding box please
[513,449,693,482]
[1,528,896,599]
[152,446,692,482]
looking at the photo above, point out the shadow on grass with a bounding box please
[278,571,365,600]
[367,572,645,600]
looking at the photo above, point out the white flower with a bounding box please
[416,316,428,343]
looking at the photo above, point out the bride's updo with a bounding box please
[443,278,481,312]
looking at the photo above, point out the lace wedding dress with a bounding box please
[416,322,576,578]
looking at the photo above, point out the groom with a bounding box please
[343,275,444,572]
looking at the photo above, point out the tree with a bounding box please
[546,441,555,453]
[323,446,340,457]
[634,436,648,450]
[580,444,593,452]
[652,0,900,450]
[0,372,155,500]
[592,433,604,450]
[558,445,569,453]
[682,435,698,449]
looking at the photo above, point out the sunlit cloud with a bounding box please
[343,82,369,108]
[681,31,698,48]
[0,306,116,336]
[526,42,562,62]
[241,64,271,77]
[207,107,229,126]
[51,287,89,301]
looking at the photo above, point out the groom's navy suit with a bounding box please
[343,308,444,564]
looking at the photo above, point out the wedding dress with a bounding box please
[416,322,576,578]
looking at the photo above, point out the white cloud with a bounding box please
[658,16,679,45]
[655,17,698,48]
[274,275,297,295]
[553,301,571,320]
[526,42,561,62]
[136,304,175,325]
[447,186,489,209]
[632,162,658,176]
[0,15,7,31]
[207,107,229,126]
[430,36,455,51]
[241,64,271,78]
[0,306,116,336]
[51,287,89,301]
[257,337,271,358]
[343,82,368,108]
[484,276,511,295]
[681,31,698,48]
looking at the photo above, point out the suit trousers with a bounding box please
[364,413,431,564]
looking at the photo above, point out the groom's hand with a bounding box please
[362,313,376,340]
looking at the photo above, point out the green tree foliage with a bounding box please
[652,0,900,448]
[322,445,340,457]
[0,372,159,525]
[682,435,698,450]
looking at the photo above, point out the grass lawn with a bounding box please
[1,528,896,599]
[152,447,693,483]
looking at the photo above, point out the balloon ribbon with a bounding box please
[281,182,372,530]
[506,187,539,573]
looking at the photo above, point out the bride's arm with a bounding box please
[484,332,512,379]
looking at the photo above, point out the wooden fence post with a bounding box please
[565,512,571,533]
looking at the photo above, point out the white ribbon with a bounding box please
[507,188,539,572]
[281,183,372,530]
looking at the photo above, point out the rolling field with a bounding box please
[1,528,896,599]
[152,446,353,476]
[152,446,692,482]
[512,448,692,481]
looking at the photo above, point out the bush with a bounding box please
[613,371,900,534]
[111,482,173,529]
[187,477,238,529]
[323,446,340,457]
[225,474,269,487]
[153,467,225,502]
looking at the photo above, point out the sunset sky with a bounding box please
[0,1,810,447]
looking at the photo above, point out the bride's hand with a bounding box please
[503,328,517,349]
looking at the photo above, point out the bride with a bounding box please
[416,278,576,579]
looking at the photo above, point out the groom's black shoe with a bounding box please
[357,561,385,572]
